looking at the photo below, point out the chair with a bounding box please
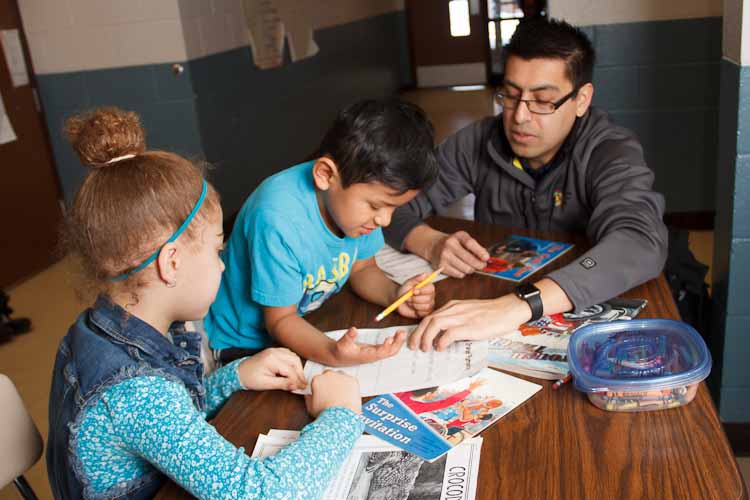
[186,320,216,376]
[0,374,43,500]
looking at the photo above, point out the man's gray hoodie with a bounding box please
[384,107,668,311]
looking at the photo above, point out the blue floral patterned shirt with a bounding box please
[75,359,363,499]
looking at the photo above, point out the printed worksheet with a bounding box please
[297,325,488,397]
[375,244,448,285]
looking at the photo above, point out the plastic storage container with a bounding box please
[567,319,711,412]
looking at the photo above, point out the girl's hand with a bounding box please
[396,273,437,319]
[305,370,361,417]
[238,348,307,392]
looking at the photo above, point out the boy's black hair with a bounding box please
[504,18,595,90]
[318,99,438,193]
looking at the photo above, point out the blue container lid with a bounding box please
[567,319,712,393]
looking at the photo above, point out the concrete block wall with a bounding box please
[550,0,722,213]
[711,0,750,423]
[17,0,409,215]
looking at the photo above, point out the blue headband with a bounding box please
[111,179,208,282]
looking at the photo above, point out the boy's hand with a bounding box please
[395,273,436,319]
[305,370,361,417]
[238,347,307,392]
[332,327,406,365]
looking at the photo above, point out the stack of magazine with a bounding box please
[253,430,482,500]
[488,298,648,380]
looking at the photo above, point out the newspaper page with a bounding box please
[297,325,488,396]
[375,244,448,285]
[253,430,481,500]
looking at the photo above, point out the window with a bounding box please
[487,1,546,83]
[449,0,471,37]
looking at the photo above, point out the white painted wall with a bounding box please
[744,0,750,65]
[178,0,404,60]
[17,0,405,74]
[548,0,722,26]
[721,0,749,65]
[17,0,187,74]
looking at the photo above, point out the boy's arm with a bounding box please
[348,257,400,307]
[263,304,405,367]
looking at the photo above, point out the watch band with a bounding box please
[516,283,543,322]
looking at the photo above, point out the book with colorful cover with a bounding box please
[476,235,573,282]
[488,298,648,380]
[360,368,541,462]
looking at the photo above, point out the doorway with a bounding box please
[406,0,547,88]
[0,0,63,288]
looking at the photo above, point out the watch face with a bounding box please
[516,283,539,297]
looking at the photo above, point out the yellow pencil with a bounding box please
[375,268,443,322]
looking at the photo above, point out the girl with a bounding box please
[46,107,363,500]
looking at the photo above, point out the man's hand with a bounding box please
[408,293,532,352]
[238,348,307,391]
[332,326,406,365]
[396,273,436,319]
[428,231,489,278]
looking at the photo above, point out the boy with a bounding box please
[206,100,440,366]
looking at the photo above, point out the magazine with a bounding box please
[252,430,482,500]
[488,298,648,380]
[296,325,489,397]
[476,235,573,282]
[360,368,541,461]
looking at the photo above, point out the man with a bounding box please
[384,18,667,351]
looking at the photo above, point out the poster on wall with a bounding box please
[242,0,318,69]
[0,91,18,145]
[1,29,30,87]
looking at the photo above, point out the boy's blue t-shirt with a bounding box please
[206,161,384,350]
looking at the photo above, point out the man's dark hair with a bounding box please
[318,99,438,193]
[504,18,595,89]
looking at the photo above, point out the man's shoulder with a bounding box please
[579,107,640,146]
[446,116,498,143]
[439,116,499,160]
[574,107,645,166]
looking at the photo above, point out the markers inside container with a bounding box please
[567,319,711,412]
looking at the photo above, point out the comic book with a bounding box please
[476,235,573,282]
[360,368,541,462]
[488,298,648,380]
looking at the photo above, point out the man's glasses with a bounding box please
[494,88,579,115]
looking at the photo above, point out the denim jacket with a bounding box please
[47,296,205,500]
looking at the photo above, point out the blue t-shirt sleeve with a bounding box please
[356,227,384,260]
[247,209,305,307]
[102,376,363,500]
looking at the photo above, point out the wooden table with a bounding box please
[158,217,748,500]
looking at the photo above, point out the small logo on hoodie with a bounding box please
[553,189,564,208]
[580,257,596,269]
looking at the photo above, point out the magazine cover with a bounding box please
[253,431,482,500]
[488,298,648,379]
[360,368,541,462]
[476,235,573,282]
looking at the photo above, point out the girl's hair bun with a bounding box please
[64,107,146,168]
